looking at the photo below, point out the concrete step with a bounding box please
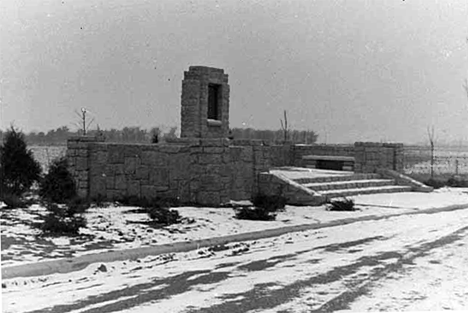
[322,185,413,198]
[304,179,396,191]
[293,173,381,184]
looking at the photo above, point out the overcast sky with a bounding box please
[1,0,467,143]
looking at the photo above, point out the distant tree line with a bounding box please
[0,126,176,145]
[0,126,318,145]
[230,128,318,144]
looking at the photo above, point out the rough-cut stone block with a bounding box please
[135,166,149,180]
[198,154,222,164]
[159,145,183,154]
[108,147,125,164]
[205,164,222,175]
[141,151,156,165]
[89,143,107,151]
[190,146,203,154]
[90,151,107,164]
[68,168,76,177]
[141,151,167,166]
[68,156,77,166]
[169,179,179,191]
[78,181,88,189]
[141,185,157,199]
[220,194,230,204]
[230,189,249,201]
[229,147,242,160]
[90,177,106,197]
[199,174,221,191]
[241,148,253,162]
[77,171,88,182]
[107,189,124,200]
[77,188,87,198]
[124,157,137,174]
[66,149,76,158]
[189,165,204,175]
[76,157,88,171]
[76,142,89,149]
[155,185,170,192]
[197,191,220,206]
[127,180,141,197]
[220,176,230,185]
[190,180,200,191]
[178,181,190,202]
[77,149,88,157]
[182,79,201,96]
[107,164,124,176]
[218,165,230,177]
[258,173,271,184]
[115,175,126,190]
[123,145,143,158]
[168,155,191,180]
[150,168,169,185]
[89,164,106,177]
[106,176,115,189]
[202,147,225,154]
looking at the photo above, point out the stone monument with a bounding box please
[180,66,230,138]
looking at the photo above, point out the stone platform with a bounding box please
[259,167,429,205]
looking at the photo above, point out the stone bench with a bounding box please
[302,155,355,171]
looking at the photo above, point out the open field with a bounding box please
[404,146,468,179]
[29,145,67,172]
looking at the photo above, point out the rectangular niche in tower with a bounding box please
[208,84,221,120]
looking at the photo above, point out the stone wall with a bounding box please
[67,137,270,206]
[269,144,293,167]
[190,139,233,205]
[67,136,105,198]
[229,146,254,201]
[354,142,404,173]
[68,137,406,205]
[87,143,192,202]
[230,139,294,192]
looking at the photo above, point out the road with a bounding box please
[3,208,468,313]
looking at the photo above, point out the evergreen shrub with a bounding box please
[0,126,42,196]
[327,198,357,211]
[39,156,76,202]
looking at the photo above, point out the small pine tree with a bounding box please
[39,156,77,202]
[0,126,42,196]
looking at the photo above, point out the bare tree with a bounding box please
[74,108,94,135]
[280,110,289,143]
[427,126,436,179]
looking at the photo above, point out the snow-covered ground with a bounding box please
[0,202,394,266]
[3,207,468,313]
[2,188,468,267]
[336,238,468,312]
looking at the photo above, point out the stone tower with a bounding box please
[180,66,230,138]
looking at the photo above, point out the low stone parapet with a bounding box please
[258,172,327,206]
[376,168,433,192]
